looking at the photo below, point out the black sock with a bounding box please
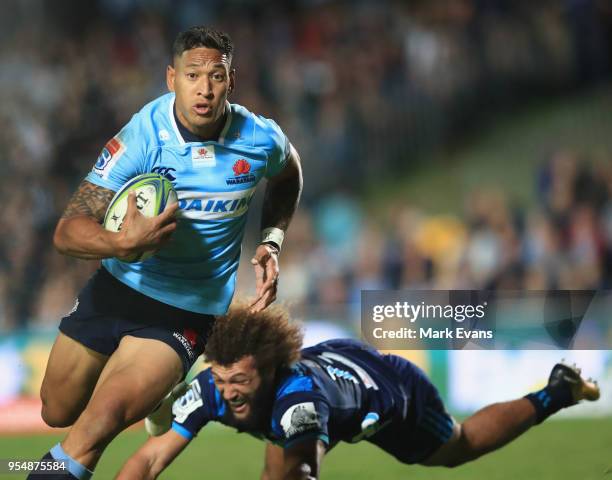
[525,383,574,424]
[25,451,77,479]
[26,444,92,480]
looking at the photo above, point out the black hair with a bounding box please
[172,26,234,63]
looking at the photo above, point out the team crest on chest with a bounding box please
[227,158,256,185]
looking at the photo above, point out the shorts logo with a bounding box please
[227,159,255,185]
[65,299,79,318]
[182,328,198,349]
[173,331,195,359]
[280,402,320,438]
[93,137,126,178]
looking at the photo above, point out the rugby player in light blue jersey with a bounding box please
[29,27,302,480]
[117,305,599,480]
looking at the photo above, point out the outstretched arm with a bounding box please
[115,430,190,480]
[54,179,177,260]
[282,439,325,480]
[261,443,284,480]
[250,144,303,312]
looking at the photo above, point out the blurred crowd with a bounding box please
[1,0,612,329]
[254,151,612,325]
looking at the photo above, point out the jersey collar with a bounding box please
[169,95,232,145]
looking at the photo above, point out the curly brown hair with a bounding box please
[205,302,303,373]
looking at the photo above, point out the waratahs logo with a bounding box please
[233,159,251,175]
[227,158,255,185]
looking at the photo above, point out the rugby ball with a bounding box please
[103,173,178,263]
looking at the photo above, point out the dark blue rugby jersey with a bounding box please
[171,339,417,448]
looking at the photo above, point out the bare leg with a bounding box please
[423,398,536,467]
[40,333,108,427]
[423,362,600,468]
[61,335,183,469]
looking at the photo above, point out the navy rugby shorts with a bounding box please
[365,354,456,464]
[59,267,214,376]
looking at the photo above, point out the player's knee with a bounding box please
[440,427,475,468]
[40,391,80,428]
[433,449,470,469]
[424,423,472,469]
[40,403,79,428]
[439,456,466,469]
[425,449,467,469]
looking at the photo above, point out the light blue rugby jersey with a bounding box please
[85,92,289,315]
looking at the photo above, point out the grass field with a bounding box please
[1,418,611,479]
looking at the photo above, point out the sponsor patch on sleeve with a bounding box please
[279,402,320,438]
[93,137,126,178]
[172,379,203,424]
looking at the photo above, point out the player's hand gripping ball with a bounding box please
[103,173,178,263]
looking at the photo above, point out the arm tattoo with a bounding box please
[61,180,116,222]
[261,179,300,231]
[261,155,303,232]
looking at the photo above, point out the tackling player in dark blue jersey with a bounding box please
[117,304,600,480]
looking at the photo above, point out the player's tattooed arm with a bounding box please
[54,179,122,259]
[61,180,116,223]
[250,144,303,313]
[55,179,177,260]
[261,144,303,234]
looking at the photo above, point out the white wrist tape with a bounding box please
[261,227,284,251]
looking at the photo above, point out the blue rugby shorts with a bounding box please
[59,267,214,376]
